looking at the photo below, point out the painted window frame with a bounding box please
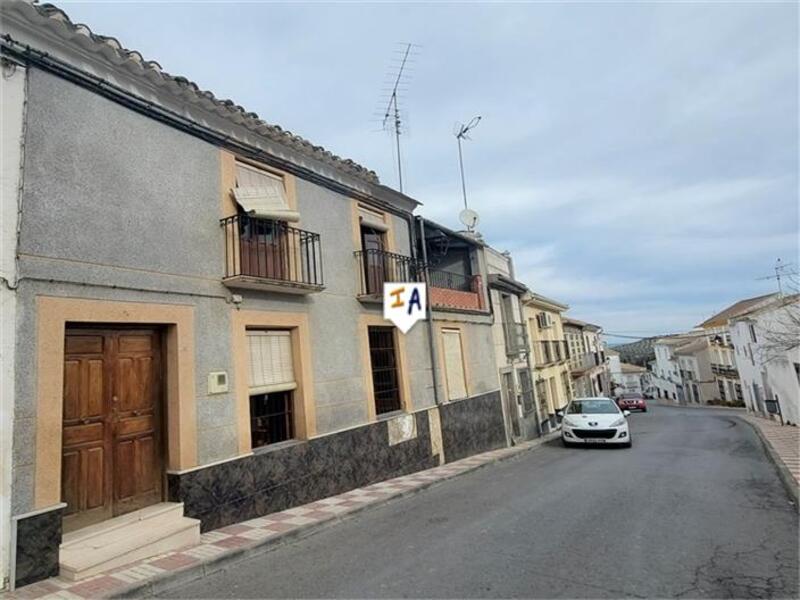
[360,314,412,421]
[232,310,316,455]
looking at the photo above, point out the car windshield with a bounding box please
[567,399,620,414]
[620,394,642,399]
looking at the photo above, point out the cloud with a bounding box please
[60,1,799,336]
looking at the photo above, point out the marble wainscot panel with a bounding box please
[439,390,507,462]
[13,504,65,588]
[168,411,437,532]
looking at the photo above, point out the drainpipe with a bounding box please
[416,217,441,407]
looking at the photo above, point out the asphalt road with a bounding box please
[162,404,799,598]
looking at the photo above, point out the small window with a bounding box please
[250,390,294,448]
[368,326,402,415]
[247,330,296,448]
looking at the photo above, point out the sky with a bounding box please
[58,1,798,342]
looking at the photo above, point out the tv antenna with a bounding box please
[756,258,798,295]
[454,116,481,230]
[374,43,418,193]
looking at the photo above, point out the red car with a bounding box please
[617,393,647,412]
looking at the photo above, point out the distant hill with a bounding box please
[609,337,659,366]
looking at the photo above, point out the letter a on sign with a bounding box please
[384,282,427,333]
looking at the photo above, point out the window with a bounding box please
[748,323,757,343]
[367,326,402,415]
[250,391,293,448]
[567,399,619,415]
[718,380,727,401]
[734,383,743,402]
[441,328,468,400]
[537,312,553,328]
[794,363,800,386]
[543,341,553,363]
[247,330,296,448]
[234,161,297,222]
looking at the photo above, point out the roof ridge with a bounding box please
[12,1,380,185]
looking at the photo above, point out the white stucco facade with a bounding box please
[0,59,26,591]
[731,297,800,426]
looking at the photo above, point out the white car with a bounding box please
[558,397,632,448]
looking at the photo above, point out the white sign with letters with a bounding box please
[383,282,427,334]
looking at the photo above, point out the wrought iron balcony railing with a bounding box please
[427,270,485,311]
[221,214,323,292]
[428,269,474,292]
[711,364,739,378]
[354,249,419,296]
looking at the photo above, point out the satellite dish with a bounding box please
[459,208,479,230]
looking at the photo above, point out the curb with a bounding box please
[109,432,561,598]
[737,416,799,510]
[656,401,745,411]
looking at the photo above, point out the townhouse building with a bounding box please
[730,294,800,425]
[523,294,571,431]
[673,338,716,404]
[607,350,648,396]
[690,294,778,406]
[652,335,695,402]
[0,2,509,588]
[563,318,609,399]
[485,248,539,443]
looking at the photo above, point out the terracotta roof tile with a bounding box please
[7,1,379,184]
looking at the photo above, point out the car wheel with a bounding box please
[622,440,632,448]
[562,438,573,448]
[642,408,647,412]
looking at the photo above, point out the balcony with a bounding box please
[711,364,739,378]
[428,270,485,312]
[354,249,419,300]
[503,322,528,356]
[221,214,324,294]
[534,340,569,367]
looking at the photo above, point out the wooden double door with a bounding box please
[61,328,164,533]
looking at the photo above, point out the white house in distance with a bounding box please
[730,294,800,426]
[607,350,648,396]
[652,334,696,402]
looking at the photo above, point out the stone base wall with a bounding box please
[13,505,63,588]
[168,411,438,532]
[439,391,507,462]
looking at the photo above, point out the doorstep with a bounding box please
[7,433,559,599]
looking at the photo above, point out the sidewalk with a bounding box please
[740,414,800,504]
[7,433,558,599]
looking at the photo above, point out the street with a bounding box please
[161,404,798,599]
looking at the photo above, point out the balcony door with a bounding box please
[240,215,288,281]
[360,225,387,295]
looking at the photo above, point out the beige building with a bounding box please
[523,293,571,432]
[564,317,610,398]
